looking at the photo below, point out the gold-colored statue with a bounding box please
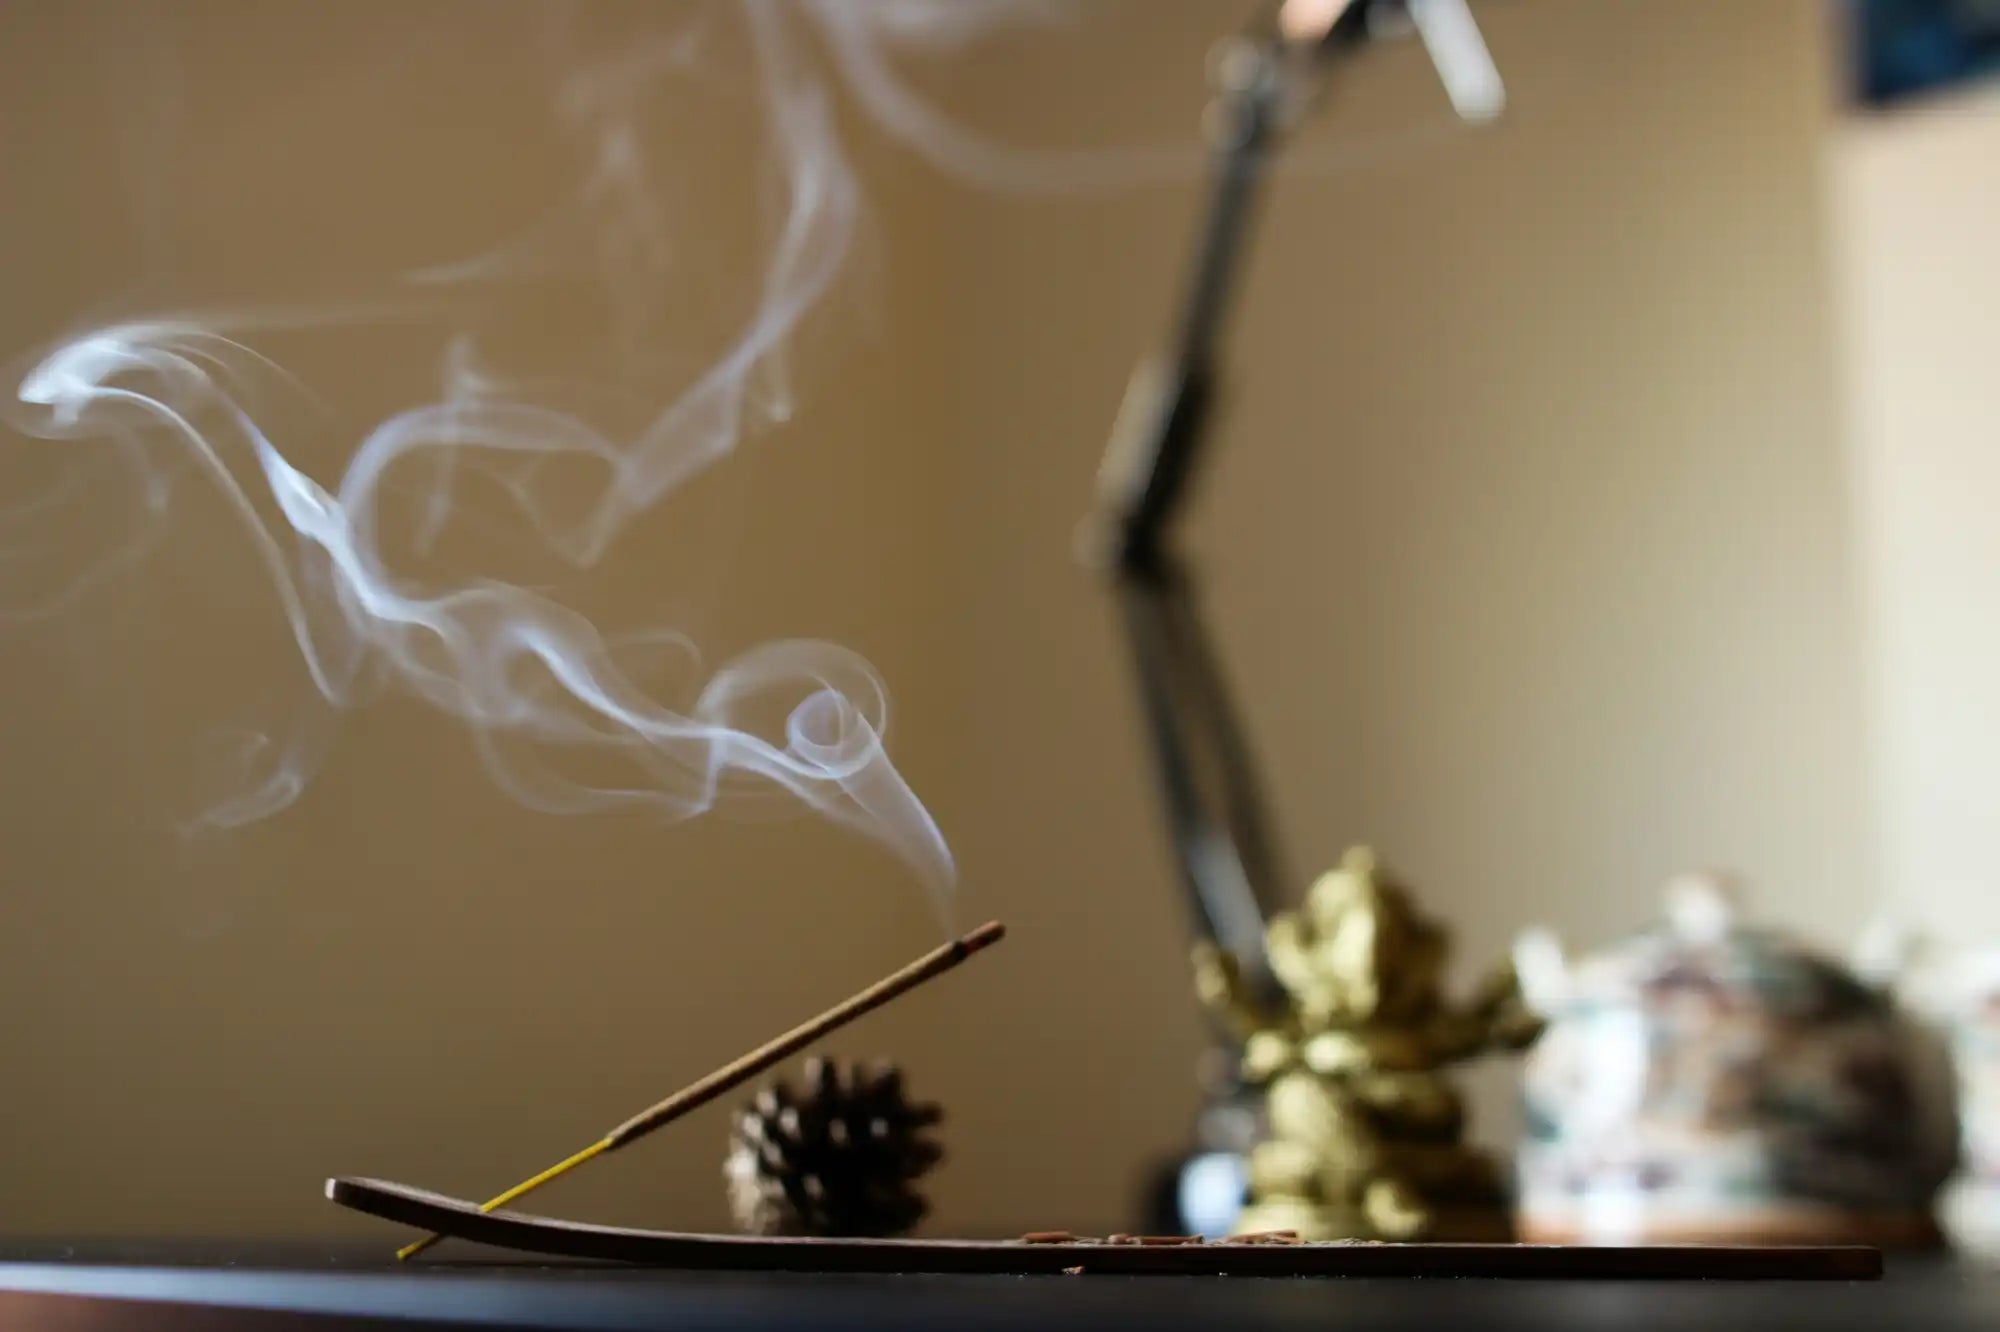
[1194,847,1540,1241]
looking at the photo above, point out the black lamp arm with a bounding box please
[1085,0,1502,997]
[1086,24,1292,993]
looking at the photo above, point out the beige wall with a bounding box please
[0,1,1878,1240]
[1831,87,2000,945]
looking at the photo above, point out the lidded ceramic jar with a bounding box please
[1512,874,1957,1246]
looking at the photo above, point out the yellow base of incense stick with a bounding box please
[394,921,1005,1261]
[397,1138,614,1261]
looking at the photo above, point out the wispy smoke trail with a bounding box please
[4,0,974,905]
[807,0,1200,192]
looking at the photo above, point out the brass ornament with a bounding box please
[1195,847,1539,1240]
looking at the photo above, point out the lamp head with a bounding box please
[1277,0,1505,122]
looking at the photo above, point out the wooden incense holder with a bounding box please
[327,1178,1881,1280]
[395,922,1006,1261]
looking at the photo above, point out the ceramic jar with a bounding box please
[1511,874,1957,1246]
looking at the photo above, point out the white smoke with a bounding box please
[5,1,984,905]
[807,0,1201,192]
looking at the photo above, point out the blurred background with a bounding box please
[0,0,1996,1241]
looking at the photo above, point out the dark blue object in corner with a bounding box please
[1853,0,2000,104]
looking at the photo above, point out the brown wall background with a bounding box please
[0,1,1879,1238]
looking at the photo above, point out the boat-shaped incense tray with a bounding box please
[327,1177,1880,1279]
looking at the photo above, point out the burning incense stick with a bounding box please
[396,920,1006,1260]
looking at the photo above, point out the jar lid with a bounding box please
[1522,873,1887,1022]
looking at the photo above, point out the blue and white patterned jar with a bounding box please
[1511,875,1956,1246]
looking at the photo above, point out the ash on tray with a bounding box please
[1017,1229,1368,1247]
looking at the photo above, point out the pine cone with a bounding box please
[724,1057,942,1238]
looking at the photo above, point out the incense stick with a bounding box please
[396,920,1006,1261]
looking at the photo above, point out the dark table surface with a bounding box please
[1,1241,1995,1331]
